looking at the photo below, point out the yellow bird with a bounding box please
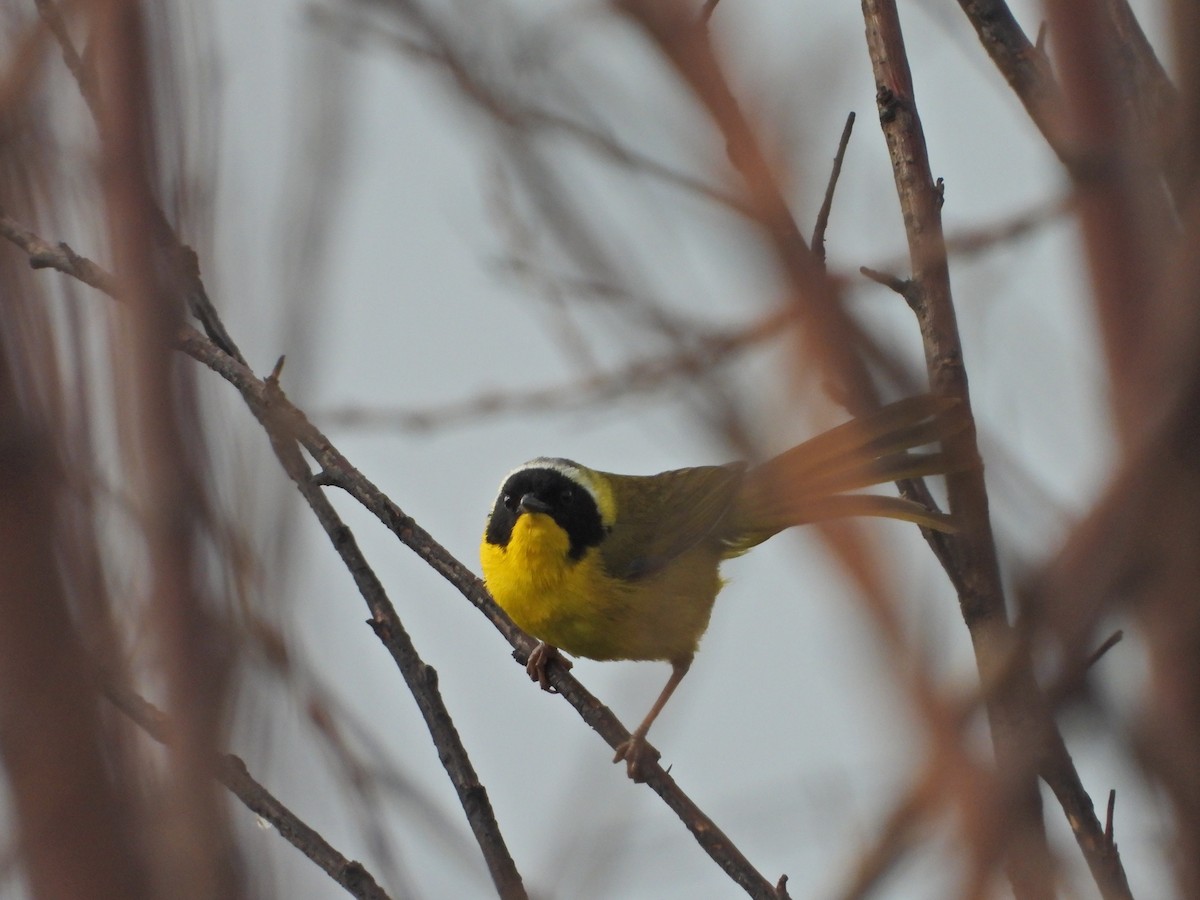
[480,395,962,779]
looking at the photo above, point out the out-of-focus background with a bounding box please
[0,0,1191,897]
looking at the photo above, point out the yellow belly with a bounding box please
[480,513,723,662]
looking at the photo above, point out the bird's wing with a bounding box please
[599,463,746,580]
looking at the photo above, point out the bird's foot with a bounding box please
[525,642,571,692]
[613,733,660,782]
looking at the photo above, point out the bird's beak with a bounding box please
[518,493,552,515]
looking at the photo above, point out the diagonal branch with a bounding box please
[954,0,1181,212]
[257,361,528,900]
[951,1,1066,155]
[33,0,245,363]
[322,307,796,433]
[0,211,525,899]
[103,682,392,900]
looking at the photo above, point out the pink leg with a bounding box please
[613,658,691,781]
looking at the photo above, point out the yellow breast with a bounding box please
[481,512,610,655]
[480,511,725,663]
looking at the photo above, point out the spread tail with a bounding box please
[727,395,969,551]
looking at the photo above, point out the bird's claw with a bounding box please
[525,642,571,692]
[613,734,660,782]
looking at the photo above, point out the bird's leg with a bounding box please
[614,657,692,781]
[526,641,571,692]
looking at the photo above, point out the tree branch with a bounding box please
[102,682,392,900]
[180,327,787,900]
[220,357,529,900]
[0,210,526,899]
[812,111,856,265]
[860,3,1134,898]
[861,3,1056,897]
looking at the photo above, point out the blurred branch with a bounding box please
[33,0,101,118]
[34,0,245,363]
[323,306,795,432]
[862,2,1135,898]
[0,296,151,900]
[89,3,242,894]
[837,768,935,900]
[103,682,392,900]
[1043,0,1171,438]
[1104,0,1178,169]
[952,1,1183,216]
[615,0,879,409]
[941,195,1071,256]
[859,196,1071,306]
[314,3,752,218]
[0,208,526,899]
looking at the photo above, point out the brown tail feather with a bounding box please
[726,396,967,551]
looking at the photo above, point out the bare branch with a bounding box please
[0,212,118,296]
[323,307,795,433]
[812,111,856,264]
[0,210,527,899]
[102,682,392,900]
[181,326,786,900]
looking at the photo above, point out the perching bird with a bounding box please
[480,395,963,779]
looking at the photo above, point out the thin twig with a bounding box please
[102,682,391,900]
[859,265,920,313]
[1085,630,1124,671]
[34,0,244,363]
[812,112,856,265]
[323,307,794,433]
[0,212,118,296]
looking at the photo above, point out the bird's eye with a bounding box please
[560,487,574,504]
[502,493,516,510]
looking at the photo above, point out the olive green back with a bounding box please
[598,464,746,580]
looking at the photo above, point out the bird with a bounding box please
[480,394,964,779]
